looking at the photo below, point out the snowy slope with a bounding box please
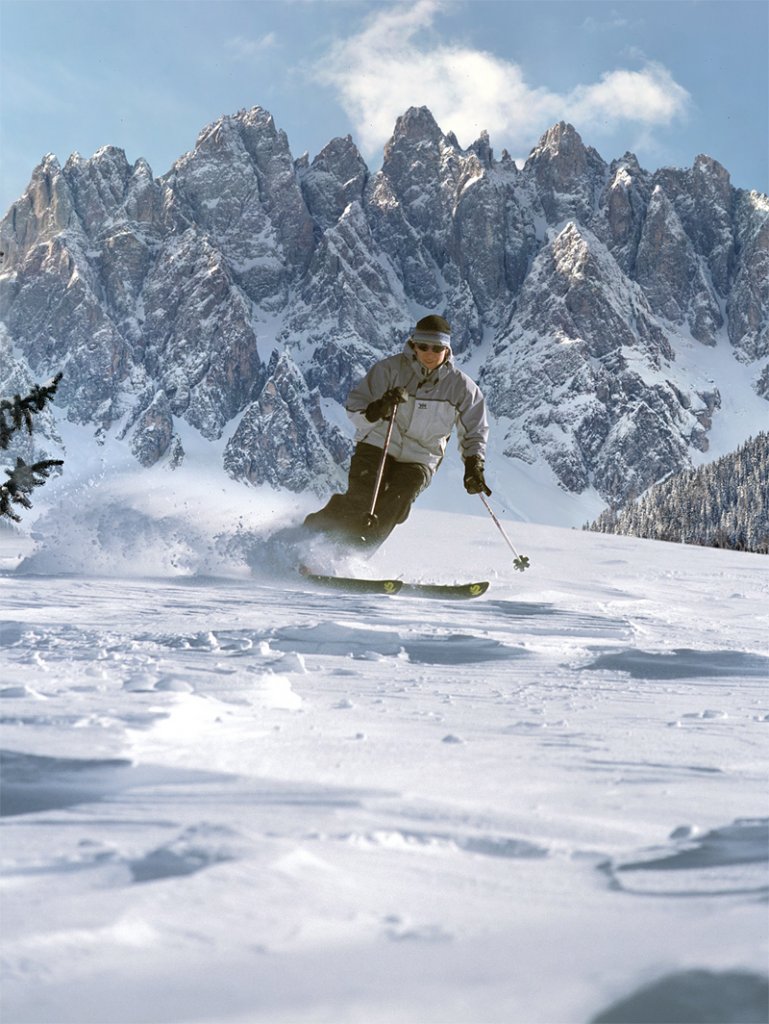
[1,480,767,1024]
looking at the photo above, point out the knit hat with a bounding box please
[411,314,451,348]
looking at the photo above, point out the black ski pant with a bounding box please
[303,442,432,550]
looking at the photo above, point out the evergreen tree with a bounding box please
[0,373,64,522]
[585,433,769,555]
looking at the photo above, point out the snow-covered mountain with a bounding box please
[1,106,767,524]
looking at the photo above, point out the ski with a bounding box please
[299,570,403,595]
[399,580,489,600]
[299,569,488,600]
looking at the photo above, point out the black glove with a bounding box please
[463,455,491,496]
[365,386,409,423]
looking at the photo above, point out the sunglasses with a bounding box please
[414,342,447,353]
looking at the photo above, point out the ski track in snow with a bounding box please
[0,508,768,1024]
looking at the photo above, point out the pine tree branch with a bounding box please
[0,372,63,449]
[0,457,64,522]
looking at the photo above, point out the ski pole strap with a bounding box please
[479,493,530,571]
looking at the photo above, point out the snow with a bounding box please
[666,328,769,465]
[1,467,767,1024]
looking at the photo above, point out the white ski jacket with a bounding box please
[346,342,488,471]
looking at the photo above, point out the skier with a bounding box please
[303,314,491,551]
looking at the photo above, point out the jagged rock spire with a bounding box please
[1,104,766,510]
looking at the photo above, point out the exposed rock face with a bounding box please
[223,352,350,495]
[163,108,316,310]
[728,191,769,361]
[594,154,649,272]
[634,186,722,344]
[298,135,368,232]
[1,105,767,510]
[125,390,179,468]
[480,222,715,499]
[524,122,606,225]
[140,230,263,439]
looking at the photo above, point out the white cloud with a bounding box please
[316,0,690,159]
[566,63,691,127]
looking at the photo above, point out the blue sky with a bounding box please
[1,0,767,216]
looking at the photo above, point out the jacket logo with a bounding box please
[417,402,428,410]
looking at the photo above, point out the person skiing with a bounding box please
[303,314,491,551]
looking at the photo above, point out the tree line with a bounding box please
[586,432,768,554]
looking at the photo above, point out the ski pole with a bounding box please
[479,493,530,571]
[364,404,398,529]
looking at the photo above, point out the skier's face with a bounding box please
[412,342,449,371]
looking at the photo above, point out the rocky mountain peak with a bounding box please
[634,184,723,345]
[526,121,599,174]
[468,129,493,168]
[60,145,157,239]
[1,155,74,261]
[379,106,453,198]
[525,121,607,223]
[609,152,643,183]
[298,135,368,231]
[595,153,650,269]
[161,105,316,293]
[693,153,731,187]
[1,105,767,519]
[386,105,445,151]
